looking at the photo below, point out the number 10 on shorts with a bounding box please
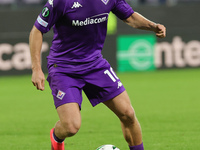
[104,67,119,82]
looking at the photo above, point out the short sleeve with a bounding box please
[112,0,134,20]
[34,0,65,33]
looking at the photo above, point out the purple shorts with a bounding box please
[47,58,125,109]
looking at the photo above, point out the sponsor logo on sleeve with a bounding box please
[42,7,50,18]
[37,16,48,27]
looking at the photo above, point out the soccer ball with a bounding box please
[96,144,120,150]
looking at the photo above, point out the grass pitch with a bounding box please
[0,68,200,150]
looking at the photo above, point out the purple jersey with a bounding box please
[34,0,134,72]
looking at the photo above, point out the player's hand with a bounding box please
[31,69,45,91]
[154,24,166,38]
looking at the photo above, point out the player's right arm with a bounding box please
[29,0,65,91]
[29,25,45,91]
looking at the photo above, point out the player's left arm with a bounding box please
[123,12,166,38]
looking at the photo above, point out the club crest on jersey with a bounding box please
[101,0,109,5]
[48,0,53,7]
[56,90,66,100]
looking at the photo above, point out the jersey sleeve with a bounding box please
[34,0,65,33]
[111,0,134,20]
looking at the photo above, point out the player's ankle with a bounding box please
[129,142,144,150]
[53,130,65,143]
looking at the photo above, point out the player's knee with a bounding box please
[66,125,80,137]
[62,121,81,137]
[119,107,136,125]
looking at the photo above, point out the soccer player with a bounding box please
[29,0,166,149]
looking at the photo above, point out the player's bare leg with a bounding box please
[103,91,144,150]
[55,103,81,139]
[50,103,81,150]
